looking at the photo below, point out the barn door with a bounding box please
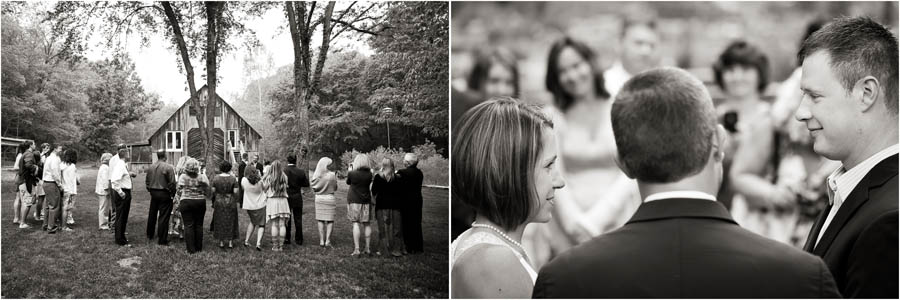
[187,128,225,166]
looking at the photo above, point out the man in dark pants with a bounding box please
[284,153,310,245]
[237,153,248,182]
[111,146,136,247]
[398,153,424,253]
[41,144,64,233]
[146,150,176,245]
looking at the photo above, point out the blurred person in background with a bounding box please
[95,153,113,231]
[711,40,784,238]
[372,158,404,257]
[311,157,338,248]
[729,19,839,247]
[399,152,425,254]
[603,18,662,98]
[14,141,38,228]
[176,158,210,253]
[346,154,375,256]
[452,47,521,241]
[33,143,50,222]
[524,36,640,270]
[59,149,79,232]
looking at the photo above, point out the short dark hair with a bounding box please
[713,40,770,93]
[241,153,248,160]
[41,143,50,150]
[287,154,296,164]
[18,141,32,153]
[452,96,554,231]
[244,165,260,184]
[219,160,232,173]
[798,16,898,115]
[545,37,610,112]
[63,149,77,164]
[156,150,166,160]
[612,67,717,183]
[467,47,520,97]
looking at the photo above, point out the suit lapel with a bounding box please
[813,154,898,255]
[803,203,831,252]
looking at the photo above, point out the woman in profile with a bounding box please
[451,97,566,298]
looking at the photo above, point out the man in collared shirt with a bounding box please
[145,150,176,245]
[41,144,64,233]
[795,16,898,298]
[533,68,839,298]
[110,145,136,247]
[603,18,662,99]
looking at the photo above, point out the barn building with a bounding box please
[147,85,262,167]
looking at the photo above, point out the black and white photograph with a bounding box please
[1,1,448,298]
[451,1,898,298]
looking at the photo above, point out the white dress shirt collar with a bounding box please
[644,190,717,203]
[829,143,899,206]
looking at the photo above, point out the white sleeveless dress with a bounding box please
[451,229,538,283]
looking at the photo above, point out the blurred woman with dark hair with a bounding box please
[212,160,239,249]
[241,165,267,250]
[451,97,566,298]
[524,36,640,270]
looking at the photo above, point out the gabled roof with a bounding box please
[148,84,262,143]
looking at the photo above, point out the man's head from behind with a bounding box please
[612,67,725,184]
[795,16,899,163]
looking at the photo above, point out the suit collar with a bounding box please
[813,154,898,255]
[626,198,737,225]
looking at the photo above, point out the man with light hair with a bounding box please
[398,152,424,253]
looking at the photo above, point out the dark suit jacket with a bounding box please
[533,198,841,298]
[803,154,898,298]
[284,165,310,207]
[397,165,424,204]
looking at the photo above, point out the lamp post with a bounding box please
[382,107,393,149]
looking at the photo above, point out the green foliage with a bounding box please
[339,140,448,186]
[1,12,90,146]
[79,56,162,158]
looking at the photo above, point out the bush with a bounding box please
[340,140,448,186]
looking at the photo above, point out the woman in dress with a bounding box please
[346,154,375,256]
[211,160,239,249]
[95,153,113,230]
[241,166,267,251]
[311,157,338,248]
[451,97,566,298]
[524,37,640,270]
[59,149,79,231]
[262,160,291,252]
[372,157,405,257]
[176,158,210,253]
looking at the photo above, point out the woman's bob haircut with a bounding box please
[451,96,554,231]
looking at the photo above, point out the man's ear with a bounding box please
[855,76,881,113]
[614,154,634,179]
[712,124,727,162]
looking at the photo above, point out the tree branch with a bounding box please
[330,18,380,36]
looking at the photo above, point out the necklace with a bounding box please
[470,222,528,258]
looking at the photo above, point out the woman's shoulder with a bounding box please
[452,244,533,298]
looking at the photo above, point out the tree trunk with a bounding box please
[205,2,220,172]
[162,1,206,163]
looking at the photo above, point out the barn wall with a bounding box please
[148,86,262,165]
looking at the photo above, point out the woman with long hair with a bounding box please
[262,160,291,251]
[346,154,375,256]
[451,97,566,297]
[241,166,266,250]
[59,149,79,231]
[372,157,404,257]
[311,157,338,247]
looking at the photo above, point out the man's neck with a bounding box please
[637,172,719,202]
[844,130,899,169]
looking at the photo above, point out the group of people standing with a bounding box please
[12,142,81,233]
[12,141,427,257]
[451,16,897,298]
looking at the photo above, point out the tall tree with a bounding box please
[283,1,384,168]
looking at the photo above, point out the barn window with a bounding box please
[227,130,238,149]
[166,131,183,152]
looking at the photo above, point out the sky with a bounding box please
[81,3,374,106]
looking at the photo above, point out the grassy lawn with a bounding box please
[0,166,448,298]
